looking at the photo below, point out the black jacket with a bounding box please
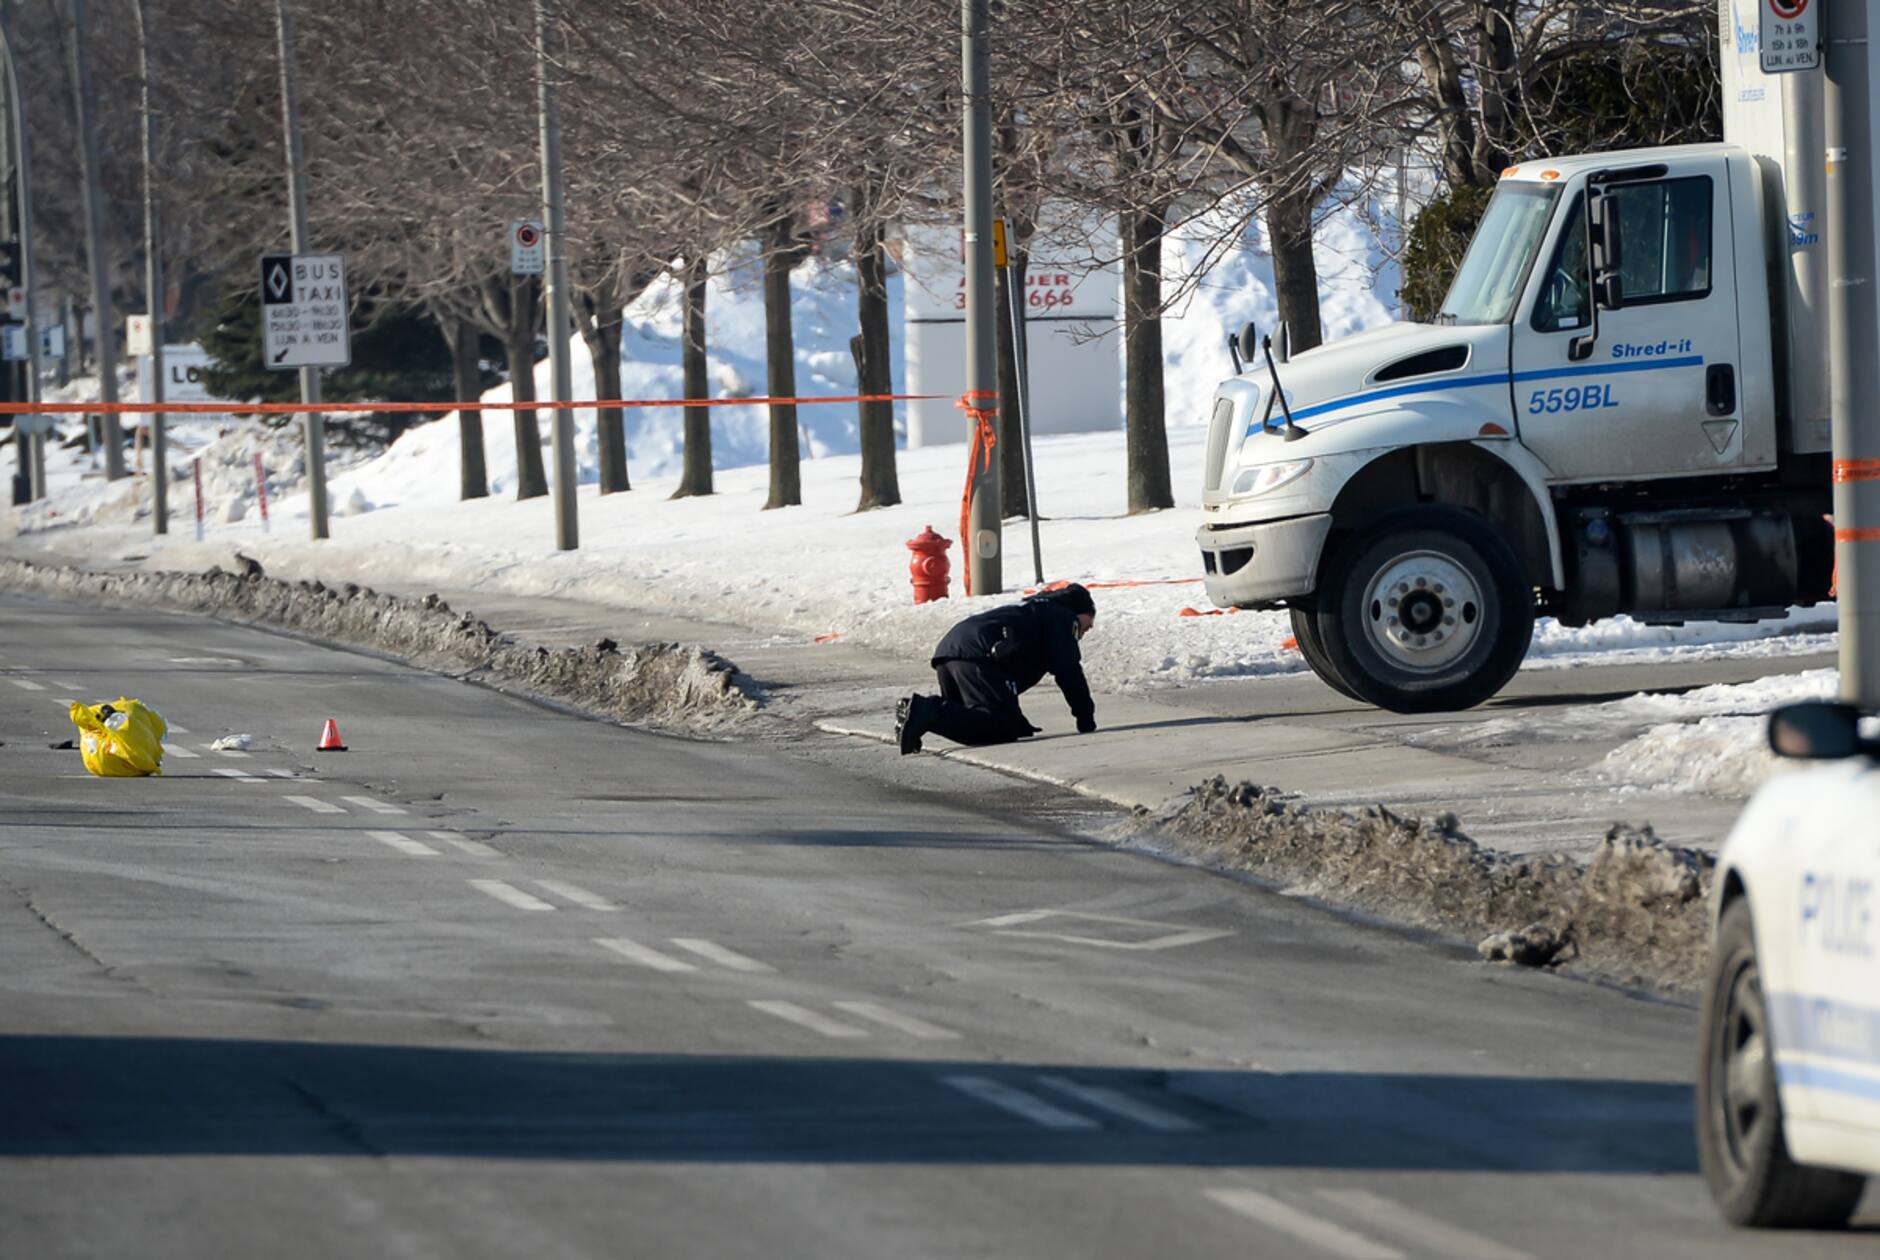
[931,594,1095,722]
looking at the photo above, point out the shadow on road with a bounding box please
[0,1034,1697,1172]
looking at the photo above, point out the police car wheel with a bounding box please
[1288,605,1359,701]
[1313,507,1533,714]
[1696,898,1867,1228]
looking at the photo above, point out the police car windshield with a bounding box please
[1438,183,1560,325]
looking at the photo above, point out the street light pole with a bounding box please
[961,0,1001,595]
[62,0,123,480]
[132,0,166,535]
[1825,0,1880,705]
[0,0,36,498]
[536,0,577,551]
[274,0,328,541]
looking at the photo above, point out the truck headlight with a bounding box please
[1230,458,1313,497]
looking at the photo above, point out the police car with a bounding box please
[1697,702,1878,1226]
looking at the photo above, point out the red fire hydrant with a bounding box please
[907,525,952,604]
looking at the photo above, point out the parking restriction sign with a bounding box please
[260,252,351,370]
[511,220,546,275]
[1760,0,1820,73]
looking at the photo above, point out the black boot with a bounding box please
[896,695,931,755]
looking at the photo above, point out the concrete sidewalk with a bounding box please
[285,572,1818,862]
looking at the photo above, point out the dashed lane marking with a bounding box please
[962,908,1235,952]
[165,745,200,759]
[940,1075,1100,1130]
[366,830,440,857]
[341,795,406,815]
[669,938,773,972]
[534,880,617,911]
[212,767,262,784]
[594,938,697,972]
[48,681,81,691]
[747,1000,869,1039]
[284,795,345,814]
[1203,1189,1404,1260]
[265,769,298,779]
[168,725,190,734]
[468,879,555,911]
[9,678,45,692]
[208,745,252,759]
[831,1001,961,1041]
[431,832,500,857]
[1034,1075,1199,1131]
[1312,1189,1536,1260]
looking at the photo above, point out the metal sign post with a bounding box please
[994,218,1044,585]
[960,0,1001,595]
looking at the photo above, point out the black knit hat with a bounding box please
[1031,582,1095,618]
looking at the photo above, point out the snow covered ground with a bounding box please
[3,194,1840,803]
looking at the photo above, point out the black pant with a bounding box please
[924,659,1034,747]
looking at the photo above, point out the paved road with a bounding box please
[1,594,1871,1258]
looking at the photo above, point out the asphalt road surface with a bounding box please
[1,593,1872,1259]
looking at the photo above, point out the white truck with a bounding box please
[1197,3,1846,713]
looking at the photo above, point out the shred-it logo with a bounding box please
[1733,1,1758,53]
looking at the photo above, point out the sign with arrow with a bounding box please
[260,252,351,370]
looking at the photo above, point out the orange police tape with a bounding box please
[0,392,941,417]
[955,391,998,597]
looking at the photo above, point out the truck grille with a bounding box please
[1203,397,1237,492]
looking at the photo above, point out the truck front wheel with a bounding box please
[1310,506,1534,713]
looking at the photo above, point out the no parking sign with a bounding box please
[510,220,545,275]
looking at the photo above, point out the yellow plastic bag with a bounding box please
[68,698,168,777]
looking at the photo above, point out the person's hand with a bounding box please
[1077,714,1097,735]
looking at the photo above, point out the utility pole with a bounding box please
[132,0,166,534]
[1826,0,1880,706]
[960,0,1001,594]
[536,0,577,551]
[274,0,327,540]
[63,0,123,480]
[2,0,43,500]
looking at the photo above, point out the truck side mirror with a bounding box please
[1768,702,1868,759]
[1235,321,1260,367]
[1588,192,1624,310]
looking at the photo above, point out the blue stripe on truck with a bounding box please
[1243,354,1708,438]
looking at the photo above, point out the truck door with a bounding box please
[1510,158,1748,482]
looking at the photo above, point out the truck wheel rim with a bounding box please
[1360,549,1483,674]
[1714,960,1769,1178]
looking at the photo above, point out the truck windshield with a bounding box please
[1438,183,1561,325]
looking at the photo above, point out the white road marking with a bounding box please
[831,1001,961,1041]
[962,908,1234,952]
[1203,1189,1404,1260]
[366,830,440,857]
[747,1000,869,1039]
[431,832,501,857]
[940,1075,1100,1130]
[669,938,773,973]
[209,745,252,759]
[1312,1189,1537,1260]
[534,880,617,911]
[9,678,45,691]
[340,795,406,815]
[164,745,200,759]
[168,724,190,734]
[49,681,81,691]
[468,879,555,911]
[594,937,697,972]
[284,795,344,814]
[265,769,297,778]
[212,767,262,783]
[1033,1075,1199,1131]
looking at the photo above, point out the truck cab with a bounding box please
[1198,143,1834,712]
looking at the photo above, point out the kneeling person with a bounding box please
[896,584,1097,754]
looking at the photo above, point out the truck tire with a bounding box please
[1697,898,1867,1228]
[1288,605,1359,701]
[1311,506,1533,714]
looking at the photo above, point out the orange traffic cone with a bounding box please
[316,719,348,752]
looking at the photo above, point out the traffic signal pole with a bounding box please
[1826,0,1880,706]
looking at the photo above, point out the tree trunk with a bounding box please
[673,254,714,499]
[1266,186,1325,354]
[1121,206,1174,514]
[505,274,548,501]
[852,216,899,511]
[579,294,630,494]
[762,216,802,510]
[449,318,488,500]
[993,255,1031,518]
